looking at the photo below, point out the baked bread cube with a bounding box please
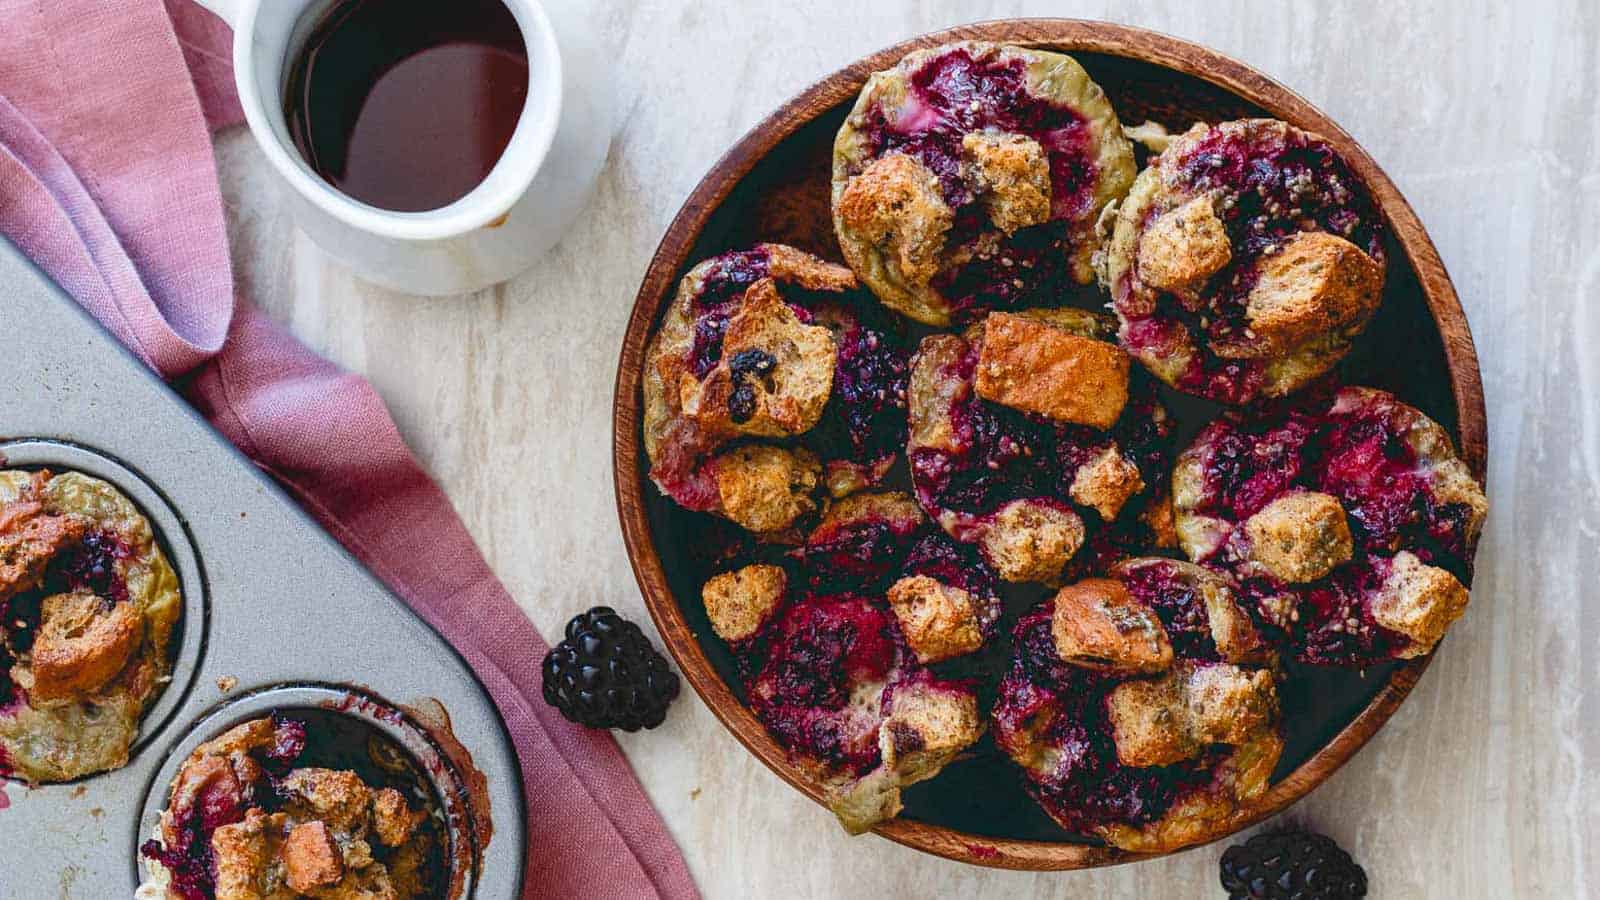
[679,278,836,438]
[1243,491,1354,583]
[1050,578,1173,674]
[1069,445,1146,521]
[887,575,985,664]
[1136,194,1231,297]
[979,498,1086,584]
[973,311,1131,429]
[702,564,787,642]
[961,131,1052,235]
[711,445,821,535]
[1106,663,1276,767]
[1372,550,1470,657]
[835,153,954,287]
[1246,231,1384,355]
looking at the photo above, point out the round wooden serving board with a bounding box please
[612,19,1486,870]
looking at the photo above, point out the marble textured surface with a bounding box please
[213,2,1596,897]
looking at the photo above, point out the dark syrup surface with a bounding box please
[285,0,529,212]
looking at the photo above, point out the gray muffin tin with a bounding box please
[0,239,525,899]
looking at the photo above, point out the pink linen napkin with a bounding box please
[0,2,697,897]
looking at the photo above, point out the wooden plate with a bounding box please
[612,20,1486,870]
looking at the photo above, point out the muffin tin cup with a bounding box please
[0,438,209,778]
[0,239,525,897]
[133,684,486,898]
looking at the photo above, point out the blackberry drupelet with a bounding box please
[542,607,681,731]
[1220,829,1368,899]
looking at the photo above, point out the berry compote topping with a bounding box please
[857,47,1101,319]
[1116,124,1386,402]
[901,533,999,602]
[55,529,135,605]
[992,606,1220,833]
[813,308,910,466]
[1119,561,1221,661]
[800,510,925,596]
[687,248,775,378]
[910,341,1171,531]
[750,596,901,775]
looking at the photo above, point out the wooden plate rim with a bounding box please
[611,18,1487,870]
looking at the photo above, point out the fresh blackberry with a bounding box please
[542,607,680,731]
[1220,829,1368,899]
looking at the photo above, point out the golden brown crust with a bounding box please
[678,279,836,438]
[1373,551,1469,657]
[836,153,954,287]
[1243,491,1355,583]
[210,808,280,900]
[907,333,970,454]
[711,445,822,535]
[886,575,984,663]
[371,788,423,849]
[1135,194,1231,297]
[25,591,143,703]
[1245,231,1384,355]
[961,131,1052,235]
[702,564,787,642]
[1068,445,1145,521]
[979,499,1085,584]
[283,820,345,894]
[815,490,925,534]
[1050,578,1173,674]
[279,768,373,832]
[762,243,859,291]
[973,311,1130,429]
[0,500,87,601]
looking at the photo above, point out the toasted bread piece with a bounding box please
[1245,231,1383,353]
[679,279,836,439]
[1050,578,1173,674]
[962,131,1051,235]
[1069,445,1146,520]
[371,788,423,849]
[0,502,87,601]
[210,808,279,900]
[702,564,787,642]
[979,499,1085,584]
[712,445,821,535]
[1106,662,1276,767]
[1136,194,1232,296]
[974,312,1130,428]
[1244,491,1354,583]
[836,153,954,286]
[887,575,984,663]
[1372,550,1470,657]
[283,820,345,894]
[278,768,372,831]
[26,591,143,702]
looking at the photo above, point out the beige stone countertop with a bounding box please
[216,1,1596,896]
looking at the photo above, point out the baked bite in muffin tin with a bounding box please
[0,469,182,783]
[138,713,446,899]
[906,308,1174,584]
[1100,119,1388,404]
[643,244,911,537]
[991,563,1282,851]
[1172,386,1488,666]
[833,41,1135,326]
